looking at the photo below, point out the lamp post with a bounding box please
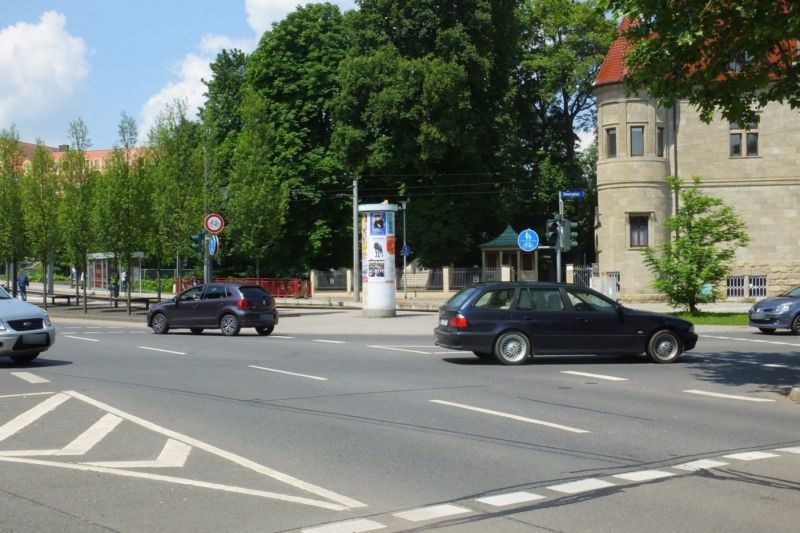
[352,179,360,302]
[400,199,408,299]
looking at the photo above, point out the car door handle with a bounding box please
[576,317,590,323]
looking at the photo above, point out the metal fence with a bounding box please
[313,269,347,291]
[573,265,593,287]
[449,267,500,289]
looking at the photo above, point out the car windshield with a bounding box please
[443,287,479,309]
[781,286,800,298]
[0,286,10,299]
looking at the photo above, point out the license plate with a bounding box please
[439,318,448,326]
[750,312,765,320]
[22,333,48,345]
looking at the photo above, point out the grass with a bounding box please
[670,312,748,326]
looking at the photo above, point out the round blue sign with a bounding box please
[517,228,539,252]
[208,234,219,256]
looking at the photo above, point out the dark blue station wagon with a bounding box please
[434,282,697,365]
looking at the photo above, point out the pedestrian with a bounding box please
[79,270,85,289]
[121,269,128,292]
[17,271,29,301]
[70,266,77,288]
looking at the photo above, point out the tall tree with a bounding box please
[643,176,750,314]
[21,142,61,308]
[333,0,521,266]
[0,128,26,291]
[59,118,96,311]
[602,0,800,124]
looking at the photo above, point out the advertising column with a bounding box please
[358,203,398,317]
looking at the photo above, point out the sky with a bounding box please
[0,0,356,150]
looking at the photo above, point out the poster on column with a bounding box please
[366,211,396,283]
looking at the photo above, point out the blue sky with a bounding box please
[0,1,356,150]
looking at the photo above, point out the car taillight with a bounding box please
[237,298,249,310]
[449,315,468,328]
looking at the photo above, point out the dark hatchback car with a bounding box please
[434,282,697,365]
[748,285,800,334]
[147,283,278,336]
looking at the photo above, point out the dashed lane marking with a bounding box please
[547,478,616,494]
[249,365,328,381]
[10,372,49,384]
[302,518,386,533]
[476,491,546,507]
[270,335,295,339]
[313,340,347,344]
[561,371,628,381]
[392,504,472,522]
[64,335,100,342]
[684,389,776,403]
[613,469,676,482]
[138,346,186,356]
[673,459,729,471]
[430,400,591,434]
[723,451,780,461]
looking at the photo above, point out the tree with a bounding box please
[642,176,750,314]
[59,118,96,311]
[21,142,61,308]
[0,128,26,290]
[602,0,800,125]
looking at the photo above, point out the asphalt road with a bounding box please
[1,313,799,532]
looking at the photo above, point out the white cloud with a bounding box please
[245,0,357,33]
[0,11,89,135]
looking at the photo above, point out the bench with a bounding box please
[108,296,159,310]
[51,294,80,305]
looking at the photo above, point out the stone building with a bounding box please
[593,20,800,301]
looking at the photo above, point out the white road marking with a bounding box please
[547,478,616,494]
[0,392,54,399]
[560,371,628,381]
[684,390,775,402]
[673,459,729,471]
[270,335,295,339]
[57,413,122,456]
[86,438,191,468]
[313,339,347,344]
[369,345,433,355]
[249,365,328,381]
[776,447,800,454]
[0,393,70,443]
[303,519,386,533]
[138,346,186,356]
[613,469,675,482]
[762,363,788,368]
[393,504,471,522]
[723,451,780,461]
[703,335,800,347]
[64,335,100,342]
[476,491,546,507]
[431,400,590,434]
[10,372,49,384]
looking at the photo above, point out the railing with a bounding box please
[573,265,593,287]
[449,267,500,289]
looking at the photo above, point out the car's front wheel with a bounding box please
[647,330,682,363]
[494,331,530,365]
[256,326,274,336]
[220,314,240,336]
[151,313,169,334]
[758,327,776,334]
[10,352,39,363]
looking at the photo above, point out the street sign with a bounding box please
[401,244,412,257]
[208,234,219,256]
[560,190,585,199]
[204,213,225,234]
[517,228,539,252]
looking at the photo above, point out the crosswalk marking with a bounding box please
[10,372,49,384]
[393,504,471,522]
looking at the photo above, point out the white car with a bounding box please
[0,285,56,363]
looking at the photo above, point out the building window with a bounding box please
[730,121,758,157]
[630,126,644,156]
[606,127,617,158]
[629,214,649,247]
[657,127,665,157]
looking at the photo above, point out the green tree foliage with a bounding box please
[0,128,26,281]
[333,0,521,266]
[229,3,351,274]
[642,176,750,314]
[21,142,61,306]
[602,0,800,125]
[59,118,96,308]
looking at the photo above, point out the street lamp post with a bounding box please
[400,199,408,299]
[352,179,359,303]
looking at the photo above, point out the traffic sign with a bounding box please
[401,244,412,257]
[560,190,585,199]
[208,234,219,256]
[204,213,225,234]
[517,228,539,252]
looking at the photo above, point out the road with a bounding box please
[1,311,799,532]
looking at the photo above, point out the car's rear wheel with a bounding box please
[791,315,800,335]
[220,314,240,336]
[758,327,776,334]
[256,326,274,336]
[190,328,203,335]
[494,331,530,365]
[647,330,682,363]
[472,350,495,361]
[10,353,39,363]
[151,313,169,334]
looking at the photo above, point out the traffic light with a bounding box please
[190,230,206,252]
[545,218,560,246]
[561,219,579,251]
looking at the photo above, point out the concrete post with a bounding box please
[346,269,352,295]
[501,266,512,281]
[442,266,450,293]
[309,270,318,296]
[566,264,574,284]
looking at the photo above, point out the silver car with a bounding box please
[0,285,56,362]
[748,285,800,334]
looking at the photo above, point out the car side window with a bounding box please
[517,289,534,310]
[530,289,564,311]
[474,289,515,310]
[566,289,616,313]
[202,284,226,300]
[179,287,203,302]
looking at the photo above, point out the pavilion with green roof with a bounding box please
[478,224,542,281]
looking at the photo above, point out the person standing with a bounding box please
[121,269,128,292]
[17,271,29,301]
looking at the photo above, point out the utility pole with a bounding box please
[203,137,211,284]
[400,200,408,298]
[557,194,564,283]
[352,179,360,302]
